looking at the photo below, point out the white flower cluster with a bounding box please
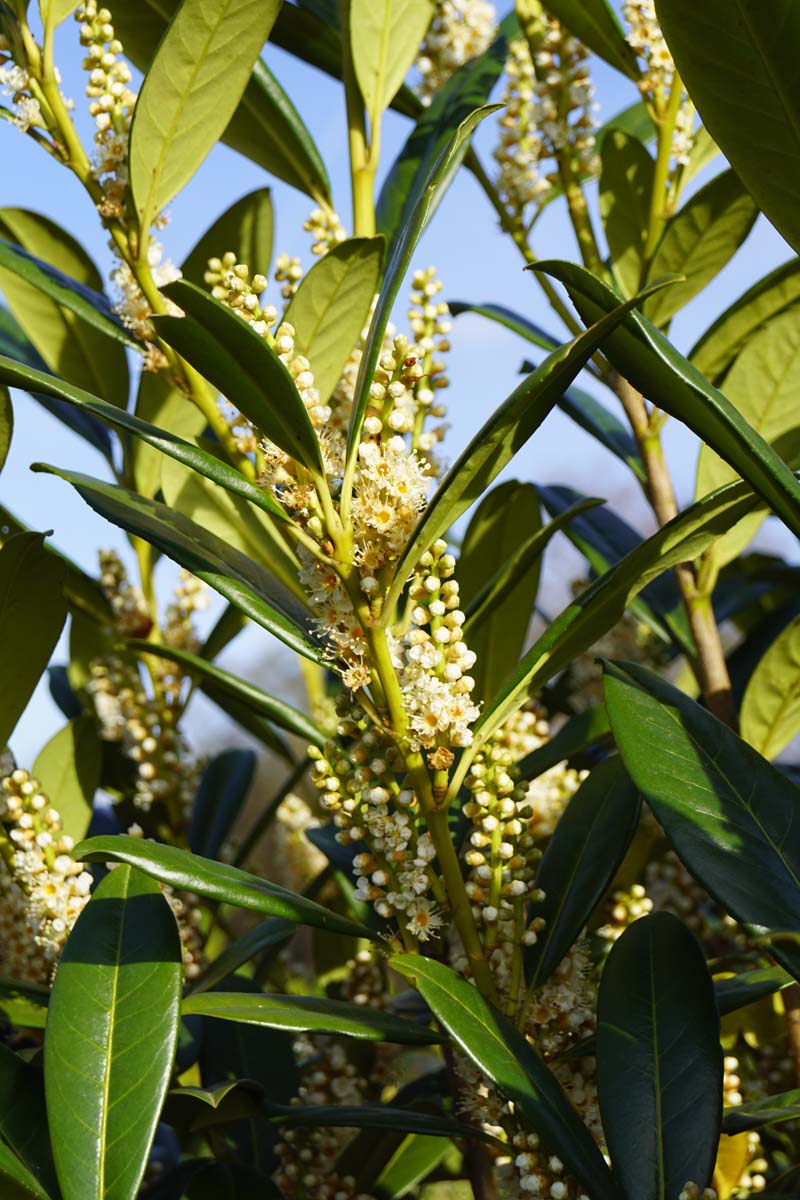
[76,2,181,339]
[494,24,598,220]
[0,769,93,984]
[416,0,498,103]
[0,60,43,132]
[622,0,694,165]
[98,547,151,636]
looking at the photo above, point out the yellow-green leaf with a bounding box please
[741,613,800,760]
[129,0,281,233]
[32,716,101,842]
[131,368,206,500]
[0,385,10,472]
[599,129,654,296]
[181,188,274,286]
[350,0,434,124]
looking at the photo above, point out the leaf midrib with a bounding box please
[97,869,128,1199]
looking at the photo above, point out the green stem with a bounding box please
[339,0,375,237]
[643,72,684,264]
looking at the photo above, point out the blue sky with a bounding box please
[1,6,795,763]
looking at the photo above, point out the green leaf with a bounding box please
[346,104,500,473]
[695,307,800,568]
[517,705,611,781]
[0,354,290,527]
[32,716,101,843]
[376,1134,452,1199]
[0,235,135,353]
[110,3,331,203]
[350,0,433,125]
[128,0,281,233]
[0,209,134,400]
[740,613,800,759]
[596,912,722,1200]
[458,482,542,704]
[377,22,510,244]
[715,967,793,1014]
[449,300,560,354]
[0,306,113,457]
[602,659,800,942]
[33,465,319,663]
[599,129,655,297]
[130,368,206,500]
[181,189,274,286]
[544,0,640,80]
[189,919,294,996]
[722,1088,800,1135]
[682,124,721,186]
[129,640,326,746]
[0,532,67,748]
[644,169,758,326]
[284,236,384,401]
[75,835,377,940]
[534,260,800,545]
[474,478,761,745]
[45,865,182,1200]
[183,991,442,1044]
[0,384,10,472]
[38,0,80,27]
[655,0,800,254]
[0,979,49,1030]
[690,257,800,384]
[161,1079,264,1132]
[264,1101,502,1147]
[391,956,616,1200]
[155,280,324,472]
[189,748,255,859]
[595,99,656,152]
[0,1043,59,1200]
[526,757,641,988]
[0,1142,52,1200]
[385,276,674,612]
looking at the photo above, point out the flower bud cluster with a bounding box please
[162,570,208,659]
[76,2,135,205]
[494,36,551,216]
[303,207,347,257]
[0,769,93,983]
[416,0,497,103]
[622,0,694,166]
[308,697,442,942]
[399,542,480,757]
[596,883,653,944]
[272,792,328,892]
[644,853,749,960]
[407,267,451,470]
[99,548,151,636]
[678,1185,717,1200]
[205,253,276,338]
[275,251,304,300]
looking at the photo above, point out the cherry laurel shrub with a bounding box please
[0,0,799,1197]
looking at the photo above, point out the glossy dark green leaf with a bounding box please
[0,1043,58,1199]
[265,1100,502,1148]
[110,3,331,203]
[183,991,442,1044]
[32,716,100,843]
[526,757,641,988]
[597,912,722,1200]
[655,0,800,253]
[284,236,384,401]
[129,641,326,747]
[0,1143,51,1200]
[189,919,294,997]
[34,465,319,662]
[75,835,377,940]
[45,865,182,1200]
[0,354,289,525]
[544,0,640,79]
[0,306,112,457]
[600,129,654,296]
[603,659,800,941]
[557,384,646,482]
[156,280,323,472]
[0,237,135,350]
[128,0,281,232]
[161,1079,264,1132]
[0,532,67,748]
[182,188,273,289]
[644,169,758,326]
[386,278,673,611]
[715,967,792,1014]
[690,257,800,384]
[189,749,255,859]
[473,478,761,747]
[345,104,499,473]
[391,956,615,1200]
[534,260,800,544]
[517,705,611,781]
[0,978,49,1029]
[179,1161,283,1199]
[0,208,131,402]
[449,299,559,354]
[722,1088,800,1135]
[377,21,510,243]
